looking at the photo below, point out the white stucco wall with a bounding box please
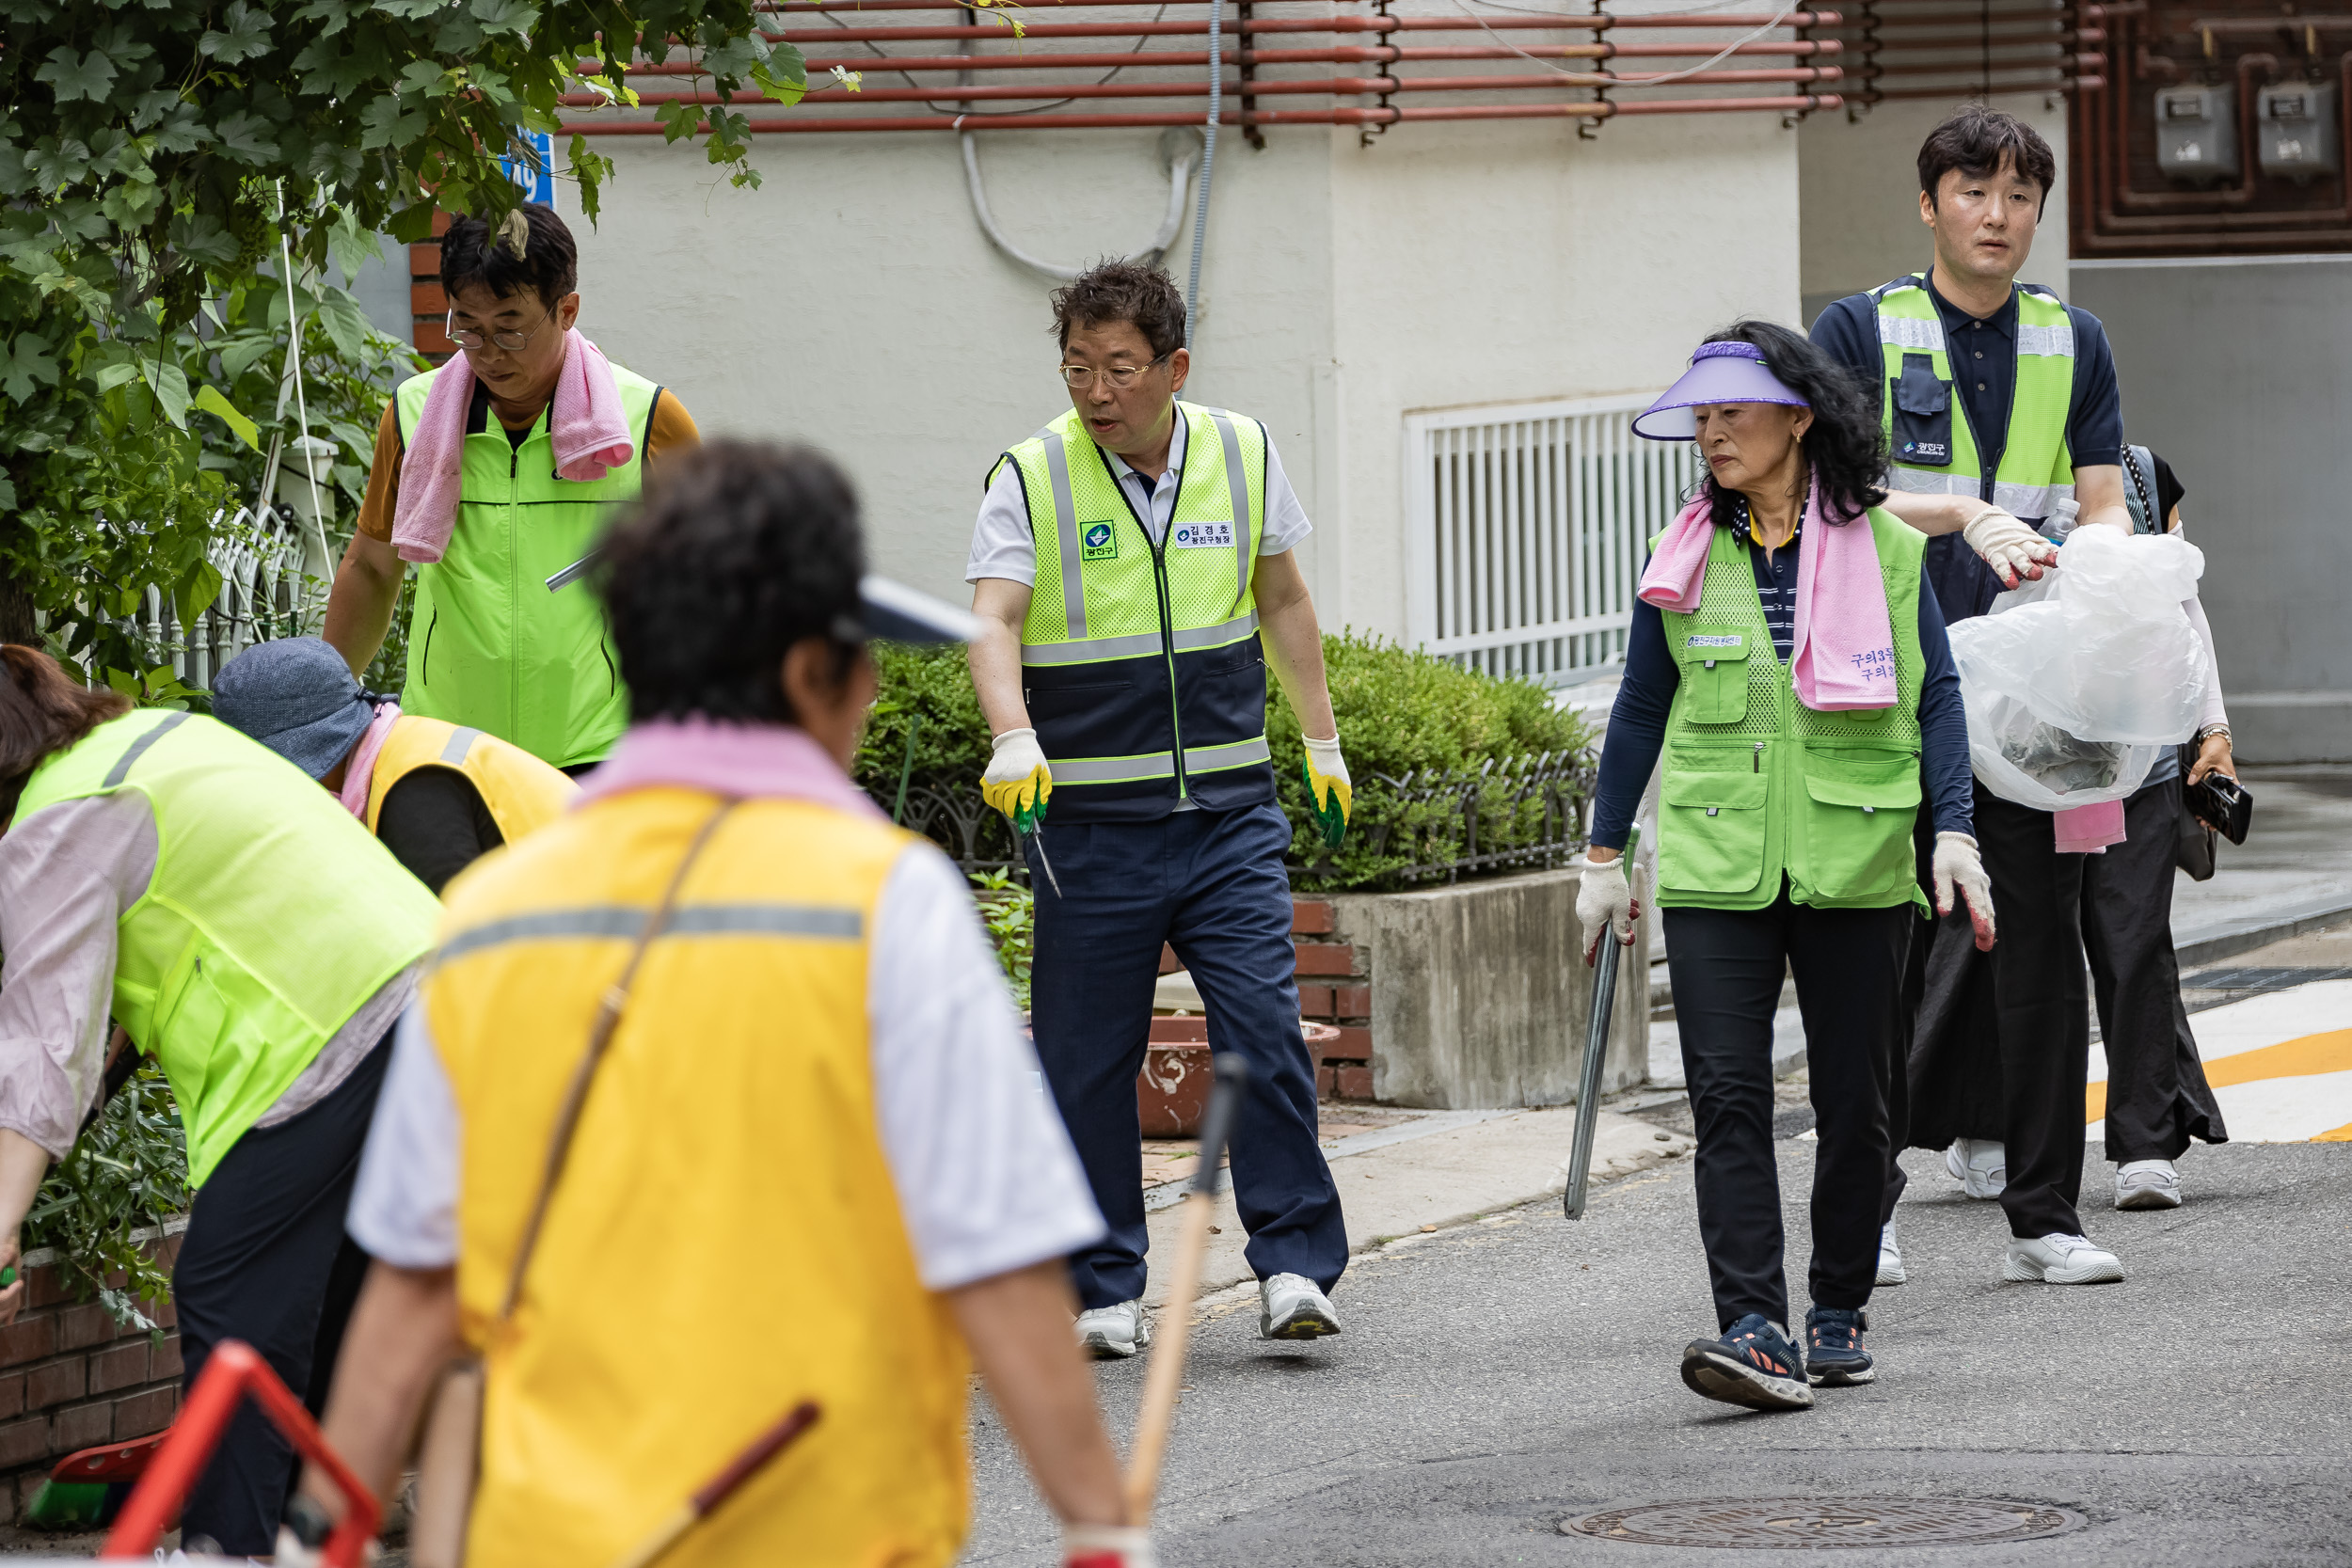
[568,109,1801,641]
[1798,93,2072,322]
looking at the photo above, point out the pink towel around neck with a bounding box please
[1637,477,1898,711]
[389,328,635,564]
[2053,799,2127,853]
[337,701,400,819]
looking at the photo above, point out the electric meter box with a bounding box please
[2156,86,2239,183]
[2258,83,2339,179]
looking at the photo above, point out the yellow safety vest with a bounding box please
[421,786,970,1568]
[362,715,579,847]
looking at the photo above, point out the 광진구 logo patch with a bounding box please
[1081,521,1119,561]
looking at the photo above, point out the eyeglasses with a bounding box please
[1058,354,1170,390]
[446,309,552,354]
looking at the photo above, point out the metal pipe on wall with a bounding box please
[604,39,1844,74]
[760,10,1837,43]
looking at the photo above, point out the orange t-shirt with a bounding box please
[355,383,701,542]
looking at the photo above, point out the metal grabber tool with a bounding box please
[1563,824,1639,1222]
[1011,802,1062,898]
[1125,1053,1248,1524]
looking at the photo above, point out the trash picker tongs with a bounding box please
[1564,824,1639,1222]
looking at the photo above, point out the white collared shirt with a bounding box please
[965,410,1313,585]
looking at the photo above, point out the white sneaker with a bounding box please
[2003,1232,2124,1285]
[1945,1137,2008,1199]
[1259,1273,1343,1340]
[1876,1218,1906,1286]
[1076,1300,1152,1359]
[2115,1159,2183,1211]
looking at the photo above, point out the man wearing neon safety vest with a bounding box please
[967,261,1352,1358]
[1813,105,2137,1288]
[324,202,700,771]
[306,444,1142,1568]
[0,644,440,1557]
[212,636,580,895]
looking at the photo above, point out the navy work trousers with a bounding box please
[1027,800,1347,1308]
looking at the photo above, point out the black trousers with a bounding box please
[174,1026,393,1556]
[2083,776,2229,1161]
[1666,890,1909,1332]
[1907,784,2090,1239]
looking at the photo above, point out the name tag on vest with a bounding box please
[1169,520,1236,549]
[1686,634,1743,649]
[1899,438,1950,464]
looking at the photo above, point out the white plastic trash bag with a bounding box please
[1948,525,2208,812]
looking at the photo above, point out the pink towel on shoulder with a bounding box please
[390,328,635,564]
[1637,476,1898,711]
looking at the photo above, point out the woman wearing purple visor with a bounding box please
[1576,324,2005,1412]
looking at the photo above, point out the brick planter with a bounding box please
[0,1232,184,1524]
[1292,867,1649,1110]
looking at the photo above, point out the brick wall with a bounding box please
[1292,899,1374,1101]
[410,211,454,361]
[0,1241,183,1521]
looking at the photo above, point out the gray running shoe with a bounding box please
[1076,1300,1152,1358]
[1259,1273,1343,1340]
[2115,1158,2183,1210]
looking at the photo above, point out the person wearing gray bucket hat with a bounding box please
[213,638,580,895]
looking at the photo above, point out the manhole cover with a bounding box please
[1561,1497,2084,1548]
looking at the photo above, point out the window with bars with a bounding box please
[1404,392,1697,687]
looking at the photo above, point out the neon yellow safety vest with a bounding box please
[1654,512,1931,912]
[422,788,969,1568]
[393,363,662,770]
[14,711,438,1184]
[1872,275,2076,526]
[363,714,580,847]
[991,402,1274,820]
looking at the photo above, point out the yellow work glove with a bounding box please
[1301,734,1351,848]
[981,726,1053,832]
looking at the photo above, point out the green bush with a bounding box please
[859,632,1597,895]
[25,1062,188,1334]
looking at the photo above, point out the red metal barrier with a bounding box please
[101,1341,381,1566]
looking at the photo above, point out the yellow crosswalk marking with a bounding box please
[2087,1027,2352,1132]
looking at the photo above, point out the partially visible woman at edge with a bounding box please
[0,644,439,1553]
[1575,323,1997,1412]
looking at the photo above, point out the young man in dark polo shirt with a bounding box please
[1812,106,2137,1288]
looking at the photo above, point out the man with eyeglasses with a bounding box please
[965,261,1353,1359]
[325,203,698,770]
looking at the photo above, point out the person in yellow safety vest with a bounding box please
[966,261,1353,1359]
[0,643,441,1557]
[323,203,701,772]
[298,443,1150,1568]
[212,636,580,895]
[1811,106,2140,1288]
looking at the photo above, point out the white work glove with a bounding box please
[1962,506,2058,590]
[980,726,1053,829]
[1576,852,1639,965]
[1065,1523,1156,1568]
[1931,831,1997,952]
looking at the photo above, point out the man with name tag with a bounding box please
[324,203,700,772]
[964,261,1353,1358]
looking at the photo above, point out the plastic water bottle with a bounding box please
[2042,498,2080,543]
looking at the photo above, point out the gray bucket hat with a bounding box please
[211,637,377,781]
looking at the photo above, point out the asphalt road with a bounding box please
[966,1135,2352,1566]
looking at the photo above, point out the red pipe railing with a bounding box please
[604,39,1844,72]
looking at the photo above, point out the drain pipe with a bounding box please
[1184,0,1221,352]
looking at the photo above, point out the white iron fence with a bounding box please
[1404,391,1698,687]
[119,498,329,691]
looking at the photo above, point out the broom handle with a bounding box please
[607,1402,821,1568]
[1123,1053,1248,1526]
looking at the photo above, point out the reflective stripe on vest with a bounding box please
[14,711,438,1185]
[423,791,966,1567]
[392,363,662,769]
[364,715,581,850]
[994,402,1278,818]
[1651,513,1931,914]
[1871,277,2076,525]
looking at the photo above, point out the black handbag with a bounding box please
[2174,743,2217,881]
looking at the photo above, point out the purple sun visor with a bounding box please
[1631,340,1809,441]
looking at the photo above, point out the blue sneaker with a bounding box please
[1680,1314,1813,1411]
[1804,1307,1874,1386]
